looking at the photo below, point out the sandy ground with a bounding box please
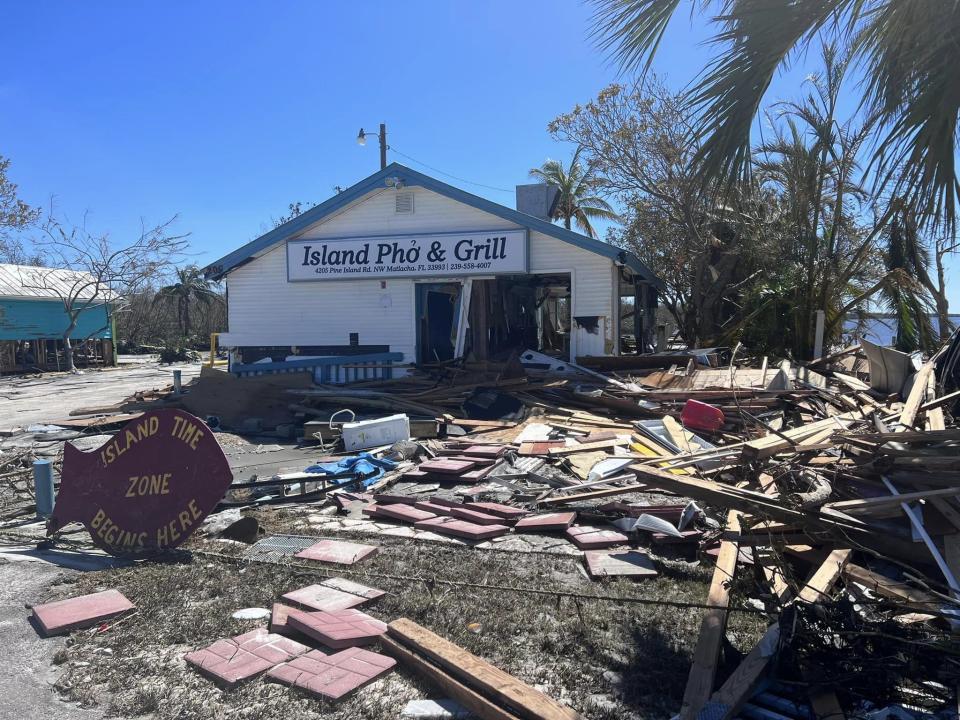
[0,361,202,428]
[0,557,104,720]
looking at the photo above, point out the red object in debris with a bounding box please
[267,647,396,702]
[286,608,388,649]
[680,399,725,432]
[32,589,134,637]
[48,409,232,556]
[185,628,310,688]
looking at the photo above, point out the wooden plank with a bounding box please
[920,389,960,412]
[841,564,941,611]
[539,484,647,506]
[547,439,624,456]
[925,372,946,431]
[797,549,852,603]
[742,412,862,460]
[694,624,781,720]
[388,618,582,720]
[630,464,928,565]
[379,636,522,720]
[694,547,854,720]
[680,510,741,720]
[899,359,936,428]
[822,487,960,516]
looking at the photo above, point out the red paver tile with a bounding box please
[447,506,509,526]
[267,647,396,702]
[461,445,508,458]
[286,608,388,649]
[514,511,577,532]
[371,493,418,505]
[465,501,529,519]
[320,577,387,602]
[294,539,379,565]
[428,496,464,508]
[518,441,565,456]
[414,516,510,540]
[413,501,455,516]
[418,459,476,475]
[361,503,385,518]
[583,550,658,579]
[652,529,702,544]
[270,603,298,636]
[565,525,629,550]
[441,455,498,466]
[281,584,371,612]
[32,589,134,636]
[185,628,311,688]
[376,503,437,523]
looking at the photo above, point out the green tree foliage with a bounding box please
[0,155,41,263]
[590,0,960,229]
[529,148,618,238]
[153,265,222,339]
[552,53,931,357]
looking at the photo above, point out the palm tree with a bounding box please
[529,148,619,238]
[154,265,220,339]
[589,0,960,227]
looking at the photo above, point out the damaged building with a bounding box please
[0,263,116,373]
[204,163,663,377]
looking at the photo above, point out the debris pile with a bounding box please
[276,338,960,719]
[17,335,960,719]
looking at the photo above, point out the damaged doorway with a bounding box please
[467,273,571,361]
[415,282,463,364]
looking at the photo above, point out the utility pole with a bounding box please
[357,124,388,170]
[378,123,387,170]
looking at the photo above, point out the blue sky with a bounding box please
[3,1,957,306]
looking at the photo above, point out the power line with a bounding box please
[388,146,515,194]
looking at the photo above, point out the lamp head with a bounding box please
[356,128,367,146]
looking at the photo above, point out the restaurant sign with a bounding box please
[286,229,528,281]
[48,409,233,556]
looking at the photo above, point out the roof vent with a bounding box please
[395,192,414,214]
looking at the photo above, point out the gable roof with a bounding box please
[204,162,663,288]
[0,263,115,301]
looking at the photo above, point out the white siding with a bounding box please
[222,187,616,360]
[298,187,516,239]
[529,231,614,357]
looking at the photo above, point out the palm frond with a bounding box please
[589,0,693,75]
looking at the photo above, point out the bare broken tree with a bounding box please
[20,214,189,372]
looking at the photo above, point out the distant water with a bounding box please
[844,315,960,347]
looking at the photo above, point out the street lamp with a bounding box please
[357,123,388,170]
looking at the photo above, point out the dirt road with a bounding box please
[0,362,202,429]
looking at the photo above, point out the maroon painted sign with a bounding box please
[48,409,233,555]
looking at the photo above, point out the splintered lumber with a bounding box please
[920,389,960,413]
[387,619,582,720]
[379,635,521,720]
[822,487,960,516]
[547,439,624,456]
[680,510,742,720]
[630,464,929,565]
[841,564,942,611]
[899,359,936,429]
[693,623,781,720]
[742,413,862,460]
[693,547,854,720]
[924,372,946,432]
[538,484,646,506]
[797,549,852,603]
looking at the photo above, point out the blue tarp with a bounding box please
[304,453,397,487]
